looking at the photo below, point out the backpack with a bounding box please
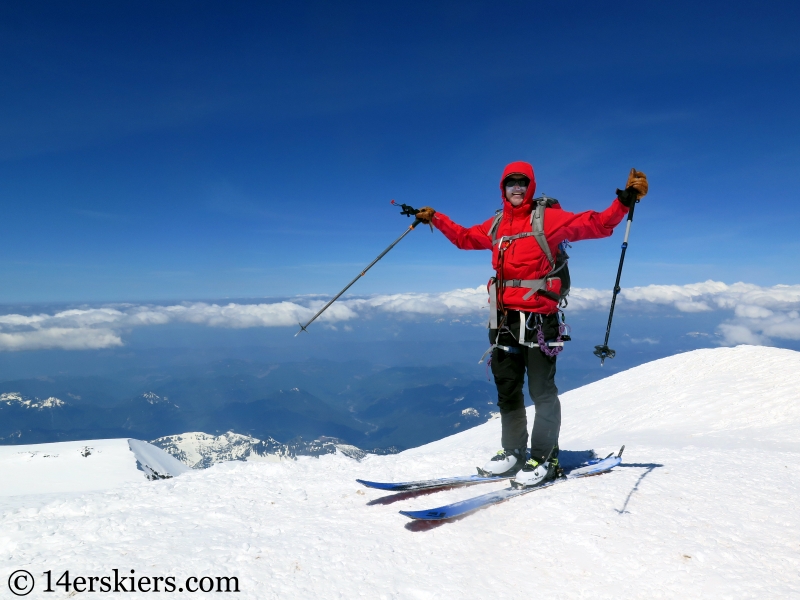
[488,195,571,307]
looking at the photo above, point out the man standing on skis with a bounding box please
[415,162,648,487]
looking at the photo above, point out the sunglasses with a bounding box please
[504,178,529,189]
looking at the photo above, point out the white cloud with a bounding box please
[674,300,712,312]
[344,287,489,316]
[167,301,324,328]
[716,324,768,346]
[614,281,800,346]
[562,287,611,310]
[734,305,774,319]
[746,311,800,343]
[0,328,122,351]
[620,281,728,306]
[1,281,799,351]
[627,337,660,345]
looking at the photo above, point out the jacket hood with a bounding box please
[499,161,537,212]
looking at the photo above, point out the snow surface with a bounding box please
[0,439,186,500]
[1,346,799,598]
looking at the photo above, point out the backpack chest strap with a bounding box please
[492,231,538,246]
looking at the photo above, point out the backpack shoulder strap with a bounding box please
[531,196,555,267]
[488,209,503,245]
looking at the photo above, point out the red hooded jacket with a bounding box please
[431,161,629,314]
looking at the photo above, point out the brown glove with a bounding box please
[625,168,648,199]
[416,206,436,224]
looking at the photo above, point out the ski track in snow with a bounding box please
[1,346,800,599]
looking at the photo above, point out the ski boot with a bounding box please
[511,456,559,488]
[477,449,526,477]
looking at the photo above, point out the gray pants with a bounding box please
[489,317,561,464]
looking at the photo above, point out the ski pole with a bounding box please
[593,190,640,365]
[295,201,423,336]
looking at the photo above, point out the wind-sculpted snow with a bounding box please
[1,346,798,598]
[0,439,185,497]
[1,281,799,350]
[127,439,189,480]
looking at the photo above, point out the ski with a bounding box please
[356,473,512,492]
[399,445,625,521]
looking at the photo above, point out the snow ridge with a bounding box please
[127,439,190,480]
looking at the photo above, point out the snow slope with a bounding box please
[1,346,799,598]
[0,439,187,499]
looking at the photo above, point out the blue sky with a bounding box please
[0,0,798,311]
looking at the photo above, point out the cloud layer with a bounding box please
[1,281,798,351]
[617,281,800,345]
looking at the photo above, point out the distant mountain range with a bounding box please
[149,431,388,469]
[0,360,503,450]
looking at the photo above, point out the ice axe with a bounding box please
[295,200,424,336]
[594,188,640,365]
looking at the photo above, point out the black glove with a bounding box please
[616,187,639,208]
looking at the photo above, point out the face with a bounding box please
[504,176,529,207]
